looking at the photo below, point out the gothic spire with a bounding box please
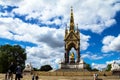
[76,24,80,39]
[65,24,68,34]
[70,6,75,31]
[76,24,79,32]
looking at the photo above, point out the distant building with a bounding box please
[23,63,33,75]
[111,61,120,71]
[111,61,120,75]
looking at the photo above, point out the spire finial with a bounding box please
[71,6,73,10]
[77,24,78,30]
[76,23,79,31]
[70,6,74,31]
[65,24,68,29]
[76,24,80,36]
[66,24,68,30]
[71,6,73,14]
[65,24,68,35]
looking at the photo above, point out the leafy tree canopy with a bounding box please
[40,65,53,71]
[86,63,92,71]
[106,64,111,71]
[0,44,26,73]
[33,68,40,71]
[92,68,99,71]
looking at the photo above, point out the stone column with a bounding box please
[65,50,67,63]
[65,50,69,63]
[66,50,69,63]
[76,49,80,63]
[64,52,66,63]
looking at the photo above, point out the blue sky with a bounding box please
[0,0,120,70]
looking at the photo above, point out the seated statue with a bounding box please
[70,52,75,63]
[70,52,74,59]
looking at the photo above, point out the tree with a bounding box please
[0,52,9,73]
[106,64,111,71]
[33,68,40,71]
[86,63,92,71]
[40,65,53,71]
[0,44,26,73]
[92,68,99,71]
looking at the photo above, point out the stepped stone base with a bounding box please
[59,62,86,69]
[56,68,88,72]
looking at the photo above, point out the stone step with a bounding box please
[56,69,88,72]
[38,76,120,80]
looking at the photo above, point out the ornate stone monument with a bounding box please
[59,7,86,69]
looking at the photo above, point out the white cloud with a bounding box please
[1,0,120,33]
[80,33,90,50]
[0,0,22,6]
[102,35,120,53]
[0,17,39,43]
[92,59,120,70]
[82,54,103,60]
[26,45,64,69]
[106,59,120,64]
[81,52,114,60]
[92,63,107,70]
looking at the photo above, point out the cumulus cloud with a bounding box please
[0,0,21,6]
[1,0,120,33]
[92,63,107,70]
[0,17,39,43]
[81,52,114,60]
[80,33,90,50]
[92,59,120,70]
[102,35,120,53]
[106,59,120,64]
[82,54,103,60]
[26,45,64,69]
[37,29,64,48]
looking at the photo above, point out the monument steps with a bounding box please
[37,75,120,80]
[56,69,88,72]
[0,74,119,80]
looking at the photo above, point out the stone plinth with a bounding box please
[59,59,86,69]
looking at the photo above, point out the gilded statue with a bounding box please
[70,52,74,58]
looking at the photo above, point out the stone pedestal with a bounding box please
[59,59,86,69]
[70,58,75,63]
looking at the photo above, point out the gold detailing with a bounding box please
[70,52,74,58]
